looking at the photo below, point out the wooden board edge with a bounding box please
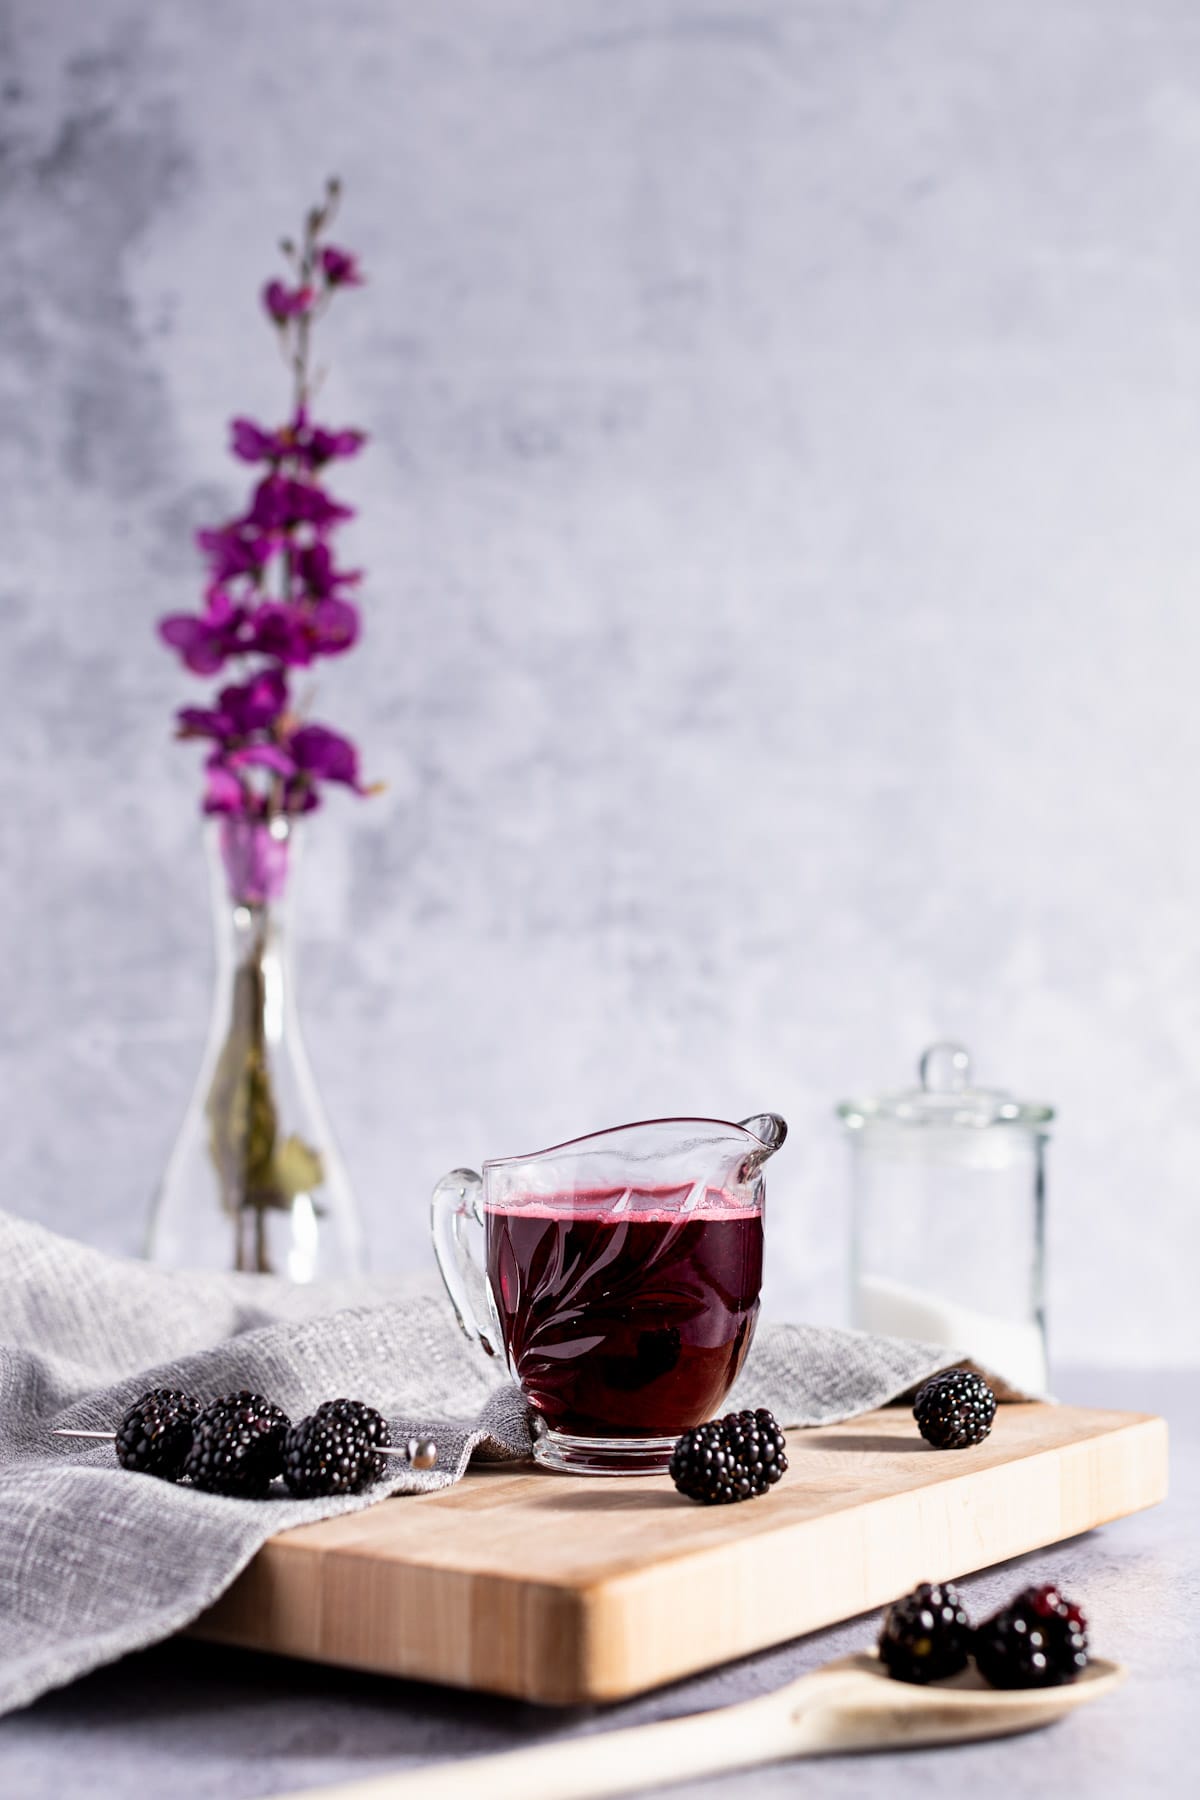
[192,1411,1169,1706]
[193,1554,595,1703]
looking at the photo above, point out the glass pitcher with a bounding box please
[431,1113,787,1473]
[838,1043,1053,1393]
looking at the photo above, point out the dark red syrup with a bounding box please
[486,1187,763,1437]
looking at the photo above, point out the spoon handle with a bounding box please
[268,1686,806,1800]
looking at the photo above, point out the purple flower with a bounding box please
[176,703,229,738]
[162,187,375,823]
[304,424,366,467]
[292,481,355,529]
[230,667,288,732]
[290,723,364,789]
[247,602,314,667]
[309,597,360,655]
[230,417,287,463]
[295,540,361,599]
[263,279,315,323]
[243,598,360,664]
[320,245,364,287]
[244,474,292,531]
[230,412,366,471]
[202,760,248,816]
[196,525,270,585]
[160,611,235,676]
[177,669,289,741]
[246,474,354,533]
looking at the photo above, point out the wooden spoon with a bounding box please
[270,1652,1124,1800]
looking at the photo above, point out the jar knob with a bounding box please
[919,1041,972,1093]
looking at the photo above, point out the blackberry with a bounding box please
[312,1397,390,1451]
[913,1368,997,1450]
[669,1407,788,1505]
[878,1581,972,1684]
[115,1388,201,1481]
[283,1403,391,1498]
[975,1583,1089,1688]
[183,1391,290,1497]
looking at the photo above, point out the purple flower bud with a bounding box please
[319,245,364,288]
[263,279,315,322]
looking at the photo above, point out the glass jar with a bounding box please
[837,1042,1053,1393]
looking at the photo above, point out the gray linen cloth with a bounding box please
[0,1208,982,1719]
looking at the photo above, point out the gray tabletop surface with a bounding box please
[0,1367,1192,1800]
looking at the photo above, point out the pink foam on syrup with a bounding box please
[485,1183,760,1223]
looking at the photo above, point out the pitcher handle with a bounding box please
[431,1168,498,1357]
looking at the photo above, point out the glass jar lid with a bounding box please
[836,1042,1054,1132]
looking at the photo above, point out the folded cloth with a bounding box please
[0,1208,986,1719]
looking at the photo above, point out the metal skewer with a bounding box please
[52,1427,438,1468]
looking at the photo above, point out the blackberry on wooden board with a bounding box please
[669,1408,788,1505]
[913,1368,997,1450]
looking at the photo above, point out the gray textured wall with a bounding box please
[4,0,1198,1366]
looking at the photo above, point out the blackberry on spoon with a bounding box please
[975,1583,1089,1688]
[878,1581,972,1683]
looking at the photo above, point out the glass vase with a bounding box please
[147,815,363,1279]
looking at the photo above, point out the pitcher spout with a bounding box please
[737,1112,788,1178]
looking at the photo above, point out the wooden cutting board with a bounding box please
[193,1403,1167,1705]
